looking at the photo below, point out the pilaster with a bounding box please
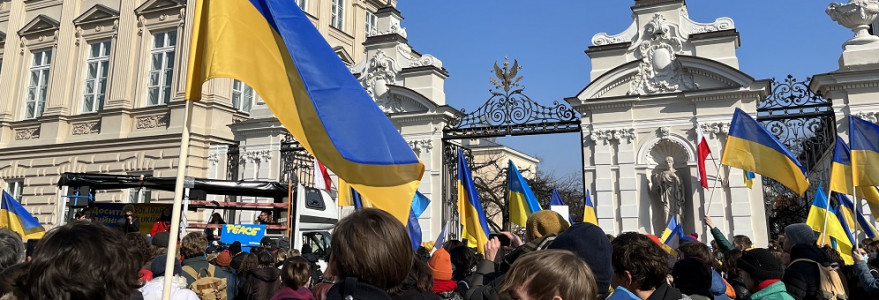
[43,0,79,116]
[105,0,139,110]
[0,0,26,124]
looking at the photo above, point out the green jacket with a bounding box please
[751,282,795,300]
[710,227,734,253]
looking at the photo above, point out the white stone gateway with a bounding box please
[568,0,770,245]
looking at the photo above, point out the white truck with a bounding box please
[57,172,337,266]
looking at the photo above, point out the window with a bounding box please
[5,180,24,202]
[147,30,177,106]
[82,40,111,113]
[365,11,377,37]
[295,0,307,11]
[25,50,52,119]
[331,0,345,30]
[232,80,255,113]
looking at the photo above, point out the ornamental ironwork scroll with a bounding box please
[756,75,836,239]
[441,142,473,241]
[280,134,315,187]
[443,58,580,139]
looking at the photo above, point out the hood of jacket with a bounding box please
[249,267,281,282]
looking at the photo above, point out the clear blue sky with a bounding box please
[397,1,852,182]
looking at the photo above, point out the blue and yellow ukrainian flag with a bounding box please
[185,0,423,224]
[838,193,879,240]
[744,171,755,189]
[583,190,598,225]
[659,215,683,256]
[807,184,854,264]
[458,150,490,254]
[850,116,879,187]
[1,190,45,240]
[508,160,541,227]
[721,108,809,195]
[829,136,879,206]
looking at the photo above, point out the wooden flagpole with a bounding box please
[161,100,194,300]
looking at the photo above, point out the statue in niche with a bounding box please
[650,156,686,221]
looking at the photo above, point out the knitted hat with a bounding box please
[151,255,182,277]
[428,248,453,281]
[229,241,242,254]
[738,248,784,281]
[784,223,817,249]
[151,231,170,247]
[525,210,571,241]
[547,223,613,294]
[215,251,232,267]
[672,258,713,298]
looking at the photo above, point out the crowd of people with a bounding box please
[1,208,879,300]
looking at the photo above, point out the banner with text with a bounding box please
[220,224,266,247]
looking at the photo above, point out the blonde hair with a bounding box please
[498,250,598,300]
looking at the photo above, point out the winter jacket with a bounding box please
[150,221,170,237]
[709,228,735,253]
[240,267,283,300]
[726,275,751,300]
[117,217,140,233]
[181,256,238,300]
[647,283,692,300]
[853,260,879,296]
[751,281,795,300]
[710,271,731,300]
[139,276,200,300]
[781,244,828,300]
[272,286,315,300]
[463,260,501,300]
[326,277,392,300]
[391,288,442,300]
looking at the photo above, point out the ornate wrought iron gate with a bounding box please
[280,134,317,187]
[756,75,835,239]
[442,58,582,237]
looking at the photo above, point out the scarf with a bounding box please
[433,279,458,293]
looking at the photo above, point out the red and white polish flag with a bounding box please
[696,125,712,189]
[313,158,333,191]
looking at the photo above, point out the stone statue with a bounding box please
[650,156,686,220]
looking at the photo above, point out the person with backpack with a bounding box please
[180,231,238,300]
[781,223,846,300]
[140,254,200,300]
[239,248,282,300]
[737,248,795,300]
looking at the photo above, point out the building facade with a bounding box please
[0,0,395,225]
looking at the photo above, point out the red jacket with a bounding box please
[151,221,170,237]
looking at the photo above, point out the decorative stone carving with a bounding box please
[658,127,671,140]
[241,150,271,163]
[855,111,879,123]
[72,121,101,135]
[590,128,636,145]
[645,138,693,165]
[700,122,731,138]
[369,18,407,38]
[827,0,879,47]
[15,127,40,140]
[208,153,219,164]
[377,94,404,113]
[408,139,433,154]
[355,49,398,101]
[628,14,698,95]
[649,156,686,219]
[592,21,638,46]
[681,16,734,35]
[135,114,169,129]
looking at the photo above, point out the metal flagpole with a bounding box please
[821,185,831,246]
[161,100,194,300]
[854,185,861,249]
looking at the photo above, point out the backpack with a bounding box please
[790,258,847,300]
[182,264,228,300]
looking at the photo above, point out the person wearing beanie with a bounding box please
[213,251,237,277]
[737,248,793,300]
[780,224,828,299]
[139,255,200,300]
[671,258,714,300]
[428,249,461,300]
[548,222,613,298]
[525,210,570,242]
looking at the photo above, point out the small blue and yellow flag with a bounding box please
[838,193,879,240]
[850,116,879,187]
[744,171,755,189]
[458,150,490,254]
[721,108,809,195]
[659,215,684,256]
[508,160,541,227]
[185,0,423,224]
[807,184,853,264]
[583,190,598,225]
[1,190,45,240]
[828,137,879,205]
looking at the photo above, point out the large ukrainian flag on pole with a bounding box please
[458,150,490,254]
[829,137,879,205]
[508,160,541,227]
[1,190,45,240]
[850,116,879,188]
[807,185,854,264]
[721,108,809,195]
[185,0,423,224]
[838,193,879,240]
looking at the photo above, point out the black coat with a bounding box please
[782,244,829,300]
[391,288,441,300]
[239,267,282,300]
[116,216,140,233]
[726,275,751,300]
[647,283,687,300]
